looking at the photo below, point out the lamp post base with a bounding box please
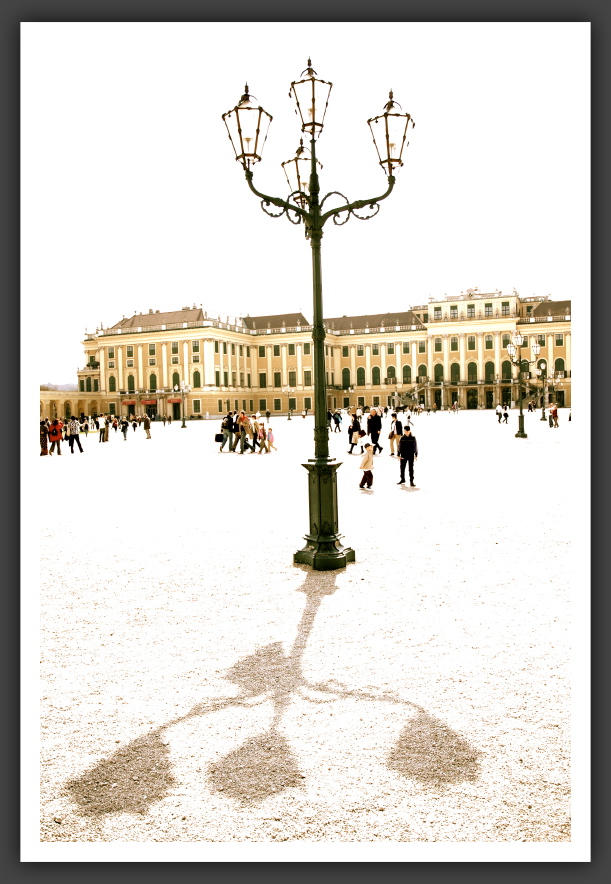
[293,459,356,571]
[515,413,527,438]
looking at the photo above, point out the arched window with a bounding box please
[149,373,157,391]
[127,374,135,392]
[193,370,201,388]
[501,360,512,380]
[555,357,565,373]
[357,367,365,386]
[386,365,396,380]
[402,364,411,384]
[467,362,478,383]
[342,367,351,388]
[451,363,460,384]
[172,371,180,388]
[485,361,495,382]
[93,379,99,392]
[434,364,444,383]
[372,366,381,385]
[86,377,92,392]
[79,380,85,392]
[418,364,427,380]
[108,376,116,392]
[520,359,529,375]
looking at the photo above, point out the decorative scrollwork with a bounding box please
[319,190,350,211]
[331,209,352,226]
[260,200,286,218]
[352,202,381,221]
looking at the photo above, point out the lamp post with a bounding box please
[174,381,191,428]
[537,361,548,421]
[283,386,294,419]
[506,332,540,439]
[222,62,414,570]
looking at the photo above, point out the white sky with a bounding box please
[22,22,590,385]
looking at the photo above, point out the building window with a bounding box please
[485,362,495,382]
[467,362,477,383]
[108,347,115,359]
[423,313,429,323]
[193,399,201,413]
[304,370,312,386]
[126,345,133,358]
[402,342,409,354]
[171,356,179,364]
[171,342,179,354]
[231,372,236,386]
[342,346,349,357]
[109,376,116,392]
[288,344,295,356]
[467,335,476,350]
[418,341,426,353]
[215,341,219,353]
[418,364,427,380]
[221,371,227,386]
[467,304,475,318]
[485,335,493,349]
[149,344,156,356]
[231,344,235,355]
[86,377,92,392]
[288,370,297,387]
[257,345,265,357]
[402,365,411,383]
[149,373,157,390]
[555,358,565,373]
[289,397,296,410]
[387,365,396,380]
[247,374,251,388]
[274,371,281,388]
[215,370,220,386]
[538,334,546,347]
[245,347,250,357]
[192,355,200,363]
[193,371,201,388]
[126,359,134,368]
[192,340,200,352]
[127,375,135,392]
[303,342,311,355]
[108,360,115,368]
[450,306,458,319]
[485,303,493,316]
[304,397,312,409]
[274,398,281,411]
[79,379,85,392]
[357,367,365,386]
[259,372,267,388]
[342,368,351,388]
[450,336,458,351]
[93,379,99,391]
[373,396,380,407]
[555,334,564,346]
[387,343,394,355]
[218,399,223,412]
[372,366,381,385]
[357,344,364,356]
[503,334,510,348]
[502,302,510,316]
[108,403,116,415]
[273,344,280,356]
[148,358,156,366]
[434,364,443,383]
[451,363,460,384]
[434,307,441,320]
[522,336,528,350]
[173,371,180,388]
[526,305,533,315]
[434,338,442,352]
[372,344,379,355]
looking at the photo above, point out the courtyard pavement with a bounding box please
[27,408,587,860]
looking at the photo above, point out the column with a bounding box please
[380,343,387,388]
[297,343,303,388]
[137,344,144,390]
[476,333,484,408]
[411,342,418,391]
[281,344,288,386]
[117,346,123,391]
[395,343,401,390]
[365,344,371,386]
[547,332,554,372]
[202,339,213,385]
[98,345,106,393]
[350,345,356,389]
[333,346,341,390]
[183,341,189,385]
[266,345,272,392]
[161,342,168,389]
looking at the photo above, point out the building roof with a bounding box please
[323,311,424,331]
[111,308,205,329]
[241,313,310,329]
[532,300,571,317]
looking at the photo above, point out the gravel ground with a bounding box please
[31,410,583,858]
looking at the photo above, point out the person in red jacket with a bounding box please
[48,419,62,455]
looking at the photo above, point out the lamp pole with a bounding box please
[283,386,294,419]
[222,62,414,569]
[538,361,548,421]
[175,381,191,428]
[507,332,540,439]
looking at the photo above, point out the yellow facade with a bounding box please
[40,291,571,420]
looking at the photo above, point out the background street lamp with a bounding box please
[536,361,548,421]
[548,368,563,405]
[506,332,540,439]
[282,385,294,419]
[223,62,414,569]
[174,380,191,428]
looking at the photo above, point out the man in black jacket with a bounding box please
[398,426,418,486]
[367,407,383,454]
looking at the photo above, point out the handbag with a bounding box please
[214,433,224,443]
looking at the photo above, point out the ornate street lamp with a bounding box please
[222,60,415,570]
[282,385,295,419]
[174,381,191,429]
[506,332,540,438]
[537,361,548,421]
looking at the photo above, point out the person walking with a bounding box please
[230,412,241,451]
[68,417,84,453]
[80,417,89,438]
[332,411,342,432]
[502,405,509,424]
[496,403,503,423]
[48,419,62,455]
[388,412,403,456]
[132,417,138,432]
[40,420,49,456]
[162,415,166,426]
[143,413,152,439]
[265,409,271,424]
[219,412,234,452]
[367,407,383,454]
[550,402,559,428]
[250,415,261,453]
[398,425,418,486]
[347,414,361,454]
[327,409,333,430]
[358,443,374,489]
[112,417,119,432]
[257,422,269,453]
[120,417,129,440]
[267,427,277,451]
[301,409,306,419]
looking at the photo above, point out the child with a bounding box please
[257,422,269,453]
[359,443,374,489]
[267,427,277,451]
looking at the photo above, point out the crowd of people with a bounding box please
[39,412,162,455]
[218,411,277,454]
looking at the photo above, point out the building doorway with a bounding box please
[556,391,565,407]
[145,404,157,419]
[502,387,511,406]
[467,389,478,409]
[485,390,494,409]
[451,390,458,406]
[434,389,442,409]
[127,403,135,417]
[173,402,181,420]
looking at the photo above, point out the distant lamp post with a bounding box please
[506,332,540,439]
[222,61,414,570]
[283,386,295,419]
[174,381,191,428]
[537,361,548,421]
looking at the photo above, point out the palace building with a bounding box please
[40,289,571,420]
